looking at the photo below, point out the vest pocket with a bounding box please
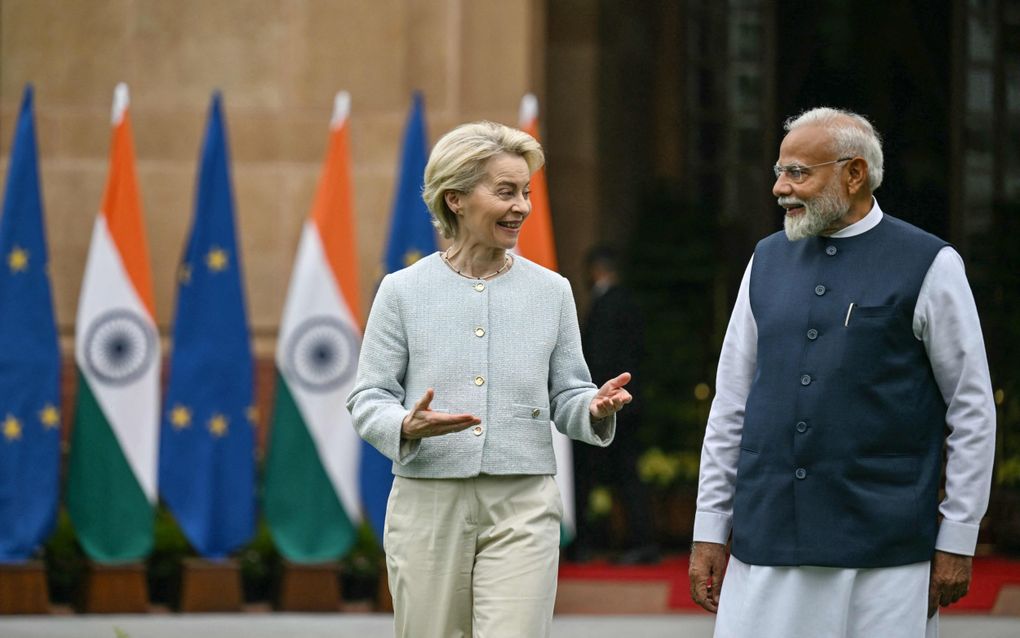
[850,453,919,484]
[845,454,921,538]
[839,304,907,380]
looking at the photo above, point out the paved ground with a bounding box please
[1,614,1019,638]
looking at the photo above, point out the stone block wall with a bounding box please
[0,0,545,355]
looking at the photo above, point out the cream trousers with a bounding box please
[384,474,562,638]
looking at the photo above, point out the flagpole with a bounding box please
[359,91,437,545]
[516,93,575,545]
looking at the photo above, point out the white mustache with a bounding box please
[778,197,806,208]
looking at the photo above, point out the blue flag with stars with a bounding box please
[359,92,436,543]
[160,93,255,559]
[0,85,61,562]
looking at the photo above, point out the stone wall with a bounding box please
[0,0,545,355]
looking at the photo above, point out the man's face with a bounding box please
[773,125,851,240]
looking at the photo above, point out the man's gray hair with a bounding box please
[784,107,884,191]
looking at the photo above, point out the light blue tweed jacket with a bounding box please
[347,252,615,479]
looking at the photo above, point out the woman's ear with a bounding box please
[444,190,461,214]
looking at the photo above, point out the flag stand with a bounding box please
[0,561,50,613]
[178,557,243,612]
[275,561,341,611]
[80,561,149,613]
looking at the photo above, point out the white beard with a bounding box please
[781,179,850,241]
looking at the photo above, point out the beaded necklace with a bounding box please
[441,250,512,280]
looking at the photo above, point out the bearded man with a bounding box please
[688,107,996,638]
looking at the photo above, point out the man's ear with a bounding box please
[846,158,869,196]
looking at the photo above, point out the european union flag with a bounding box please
[159,93,255,559]
[360,92,436,542]
[382,92,436,273]
[0,85,61,562]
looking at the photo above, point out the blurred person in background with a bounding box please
[689,107,995,638]
[348,121,633,638]
[571,244,659,565]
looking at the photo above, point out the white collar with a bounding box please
[827,198,883,238]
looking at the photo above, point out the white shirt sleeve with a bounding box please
[693,258,757,543]
[914,246,997,556]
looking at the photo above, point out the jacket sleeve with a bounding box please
[346,275,421,464]
[549,277,615,446]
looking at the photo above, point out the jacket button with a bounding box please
[796,421,808,433]
[474,282,485,292]
[800,374,812,386]
[474,376,485,386]
[807,328,818,340]
[795,468,807,480]
[826,245,838,256]
[814,284,826,296]
[532,408,541,418]
[472,425,483,436]
[475,327,485,337]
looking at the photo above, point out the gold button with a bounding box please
[474,376,485,386]
[475,327,485,337]
[531,408,541,418]
[472,425,483,436]
[474,282,485,292]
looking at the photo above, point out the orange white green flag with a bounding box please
[517,93,575,544]
[68,83,160,562]
[264,92,363,561]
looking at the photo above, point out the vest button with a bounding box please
[826,245,838,256]
[814,284,826,296]
[474,376,485,386]
[800,374,812,386]
[532,408,541,418]
[807,328,818,340]
[472,425,484,436]
[474,282,485,292]
[795,468,807,480]
[796,421,808,433]
[475,327,485,337]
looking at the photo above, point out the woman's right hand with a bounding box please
[401,388,481,440]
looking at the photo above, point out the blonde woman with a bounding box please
[348,121,631,637]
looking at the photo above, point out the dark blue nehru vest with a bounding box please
[734,214,949,568]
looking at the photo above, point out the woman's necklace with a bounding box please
[441,249,511,280]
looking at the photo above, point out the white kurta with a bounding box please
[694,200,997,638]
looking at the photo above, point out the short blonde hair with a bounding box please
[422,121,545,239]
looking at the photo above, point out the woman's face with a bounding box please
[448,153,532,250]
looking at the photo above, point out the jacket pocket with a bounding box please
[512,403,550,422]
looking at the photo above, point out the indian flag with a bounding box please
[518,93,576,544]
[67,83,159,562]
[264,92,363,561]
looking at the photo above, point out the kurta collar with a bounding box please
[828,198,884,238]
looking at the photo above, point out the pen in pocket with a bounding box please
[844,302,855,327]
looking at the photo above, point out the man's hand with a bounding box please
[401,388,480,439]
[589,372,633,419]
[928,550,972,617]
[689,541,728,613]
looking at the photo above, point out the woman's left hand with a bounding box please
[589,372,633,419]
